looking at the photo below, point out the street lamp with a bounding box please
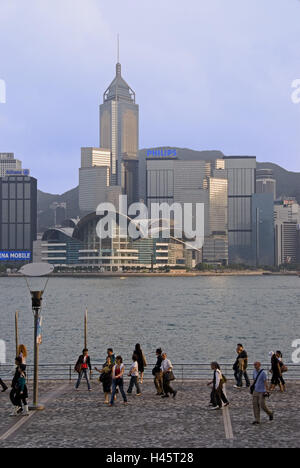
[19,262,54,411]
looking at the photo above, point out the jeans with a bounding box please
[127,376,141,394]
[110,378,127,405]
[76,369,91,390]
[234,369,250,387]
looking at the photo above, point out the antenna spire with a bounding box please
[117,34,120,63]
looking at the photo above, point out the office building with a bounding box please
[79,147,111,212]
[0,174,37,260]
[251,193,275,267]
[256,168,276,200]
[0,153,22,177]
[274,198,300,265]
[100,62,139,186]
[224,156,256,265]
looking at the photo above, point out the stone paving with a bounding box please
[0,379,299,448]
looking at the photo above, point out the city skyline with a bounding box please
[1,0,300,194]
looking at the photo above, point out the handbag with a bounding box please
[281,365,288,373]
[250,369,264,395]
[166,370,175,381]
[74,363,82,374]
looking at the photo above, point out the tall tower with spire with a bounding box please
[100,49,139,189]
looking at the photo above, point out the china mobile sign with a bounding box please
[0,79,6,103]
[96,195,204,249]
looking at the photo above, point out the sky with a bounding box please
[0,0,300,194]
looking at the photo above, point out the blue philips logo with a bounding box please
[147,149,177,158]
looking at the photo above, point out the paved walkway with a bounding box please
[0,380,299,448]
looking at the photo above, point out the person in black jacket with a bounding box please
[75,349,92,391]
[233,344,250,389]
[152,348,164,395]
[10,357,22,416]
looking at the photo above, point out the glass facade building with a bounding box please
[251,193,275,267]
[0,175,37,257]
[224,157,256,265]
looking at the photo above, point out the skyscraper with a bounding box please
[100,62,139,187]
[0,153,22,177]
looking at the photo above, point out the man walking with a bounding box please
[233,344,250,389]
[161,352,177,399]
[153,348,164,395]
[252,361,274,425]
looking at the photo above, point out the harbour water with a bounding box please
[0,275,299,365]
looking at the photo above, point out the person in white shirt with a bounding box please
[127,354,142,396]
[160,352,177,399]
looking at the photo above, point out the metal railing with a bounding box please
[1,363,300,382]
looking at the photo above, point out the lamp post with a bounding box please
[19,262,54,411]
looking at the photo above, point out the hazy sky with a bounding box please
[0,0,300,193]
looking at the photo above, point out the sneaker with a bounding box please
[269,413,274,421]
[223,402,230,407]
[124,402,128,406]
[136,393,142,396]
[233,385,242,389]
[209,406,221,411]
[252,421,260,425]
[162,395,169,398]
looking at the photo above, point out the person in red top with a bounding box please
[75,349,92,391]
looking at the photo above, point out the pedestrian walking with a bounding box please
[277,351,287,392]
[233,344,250,389]
[0,377,8,393]
[161,352,177,399]
[75,348,92,391]
[95,357,113,404]
[109,356,128,406]
[9,357,23,417]
[207,362,229,410]
[107,348,116,366]
[152,348,164,395]
[270,351,284,392]
[15,364,29,416]
[134,344,147,384]
[127,354,142,396]
[251,361,274,425]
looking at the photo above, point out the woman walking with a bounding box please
[134,344,147,384]
[270,352,283,392]
[109,356,128,407]
[15,364,29,416]
[9,357,23,416]
[75,349,92,391]
[95,357,113,404]
[127,354,142,396]
[208,362,229,410]
[277,351,287,392]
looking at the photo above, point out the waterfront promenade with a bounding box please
[0,380,299,448]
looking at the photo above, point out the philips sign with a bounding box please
[0,251,32,261]
[147,149,177,158]
[5,169,30,176]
